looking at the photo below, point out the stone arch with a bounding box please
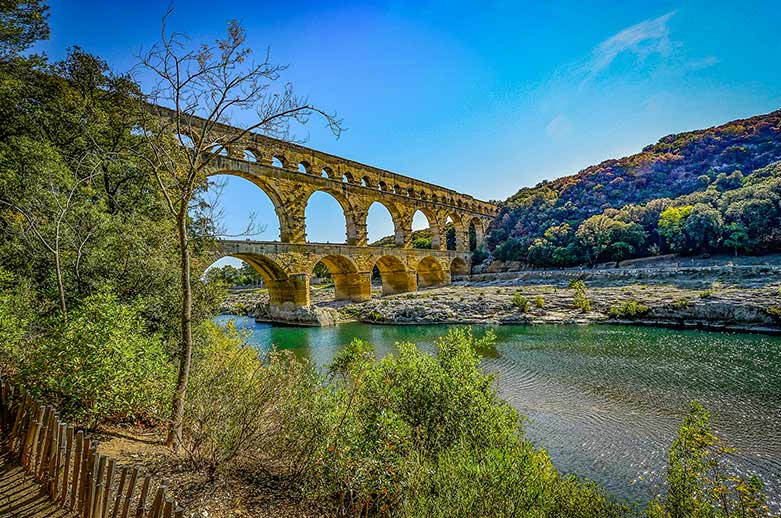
[304,189,357,244]
[231,253,309,307]
[243,149,259,162]
[450,256,469,276]
[174,133,195,148]
[467,216,486,251]
[272,155,287,168]
[208,170,287,241]
[298,161,314,174]
[373,255,416,295]
[311,254,370,302]
[365,199,406,247]
[361,175,377,189]
[411,208,443,250]
[415,256,449,288]
[442,213,466,251]
[342,172,355,184]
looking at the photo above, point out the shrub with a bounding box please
[511,290,529,312]
[0,268,33,369]
[534,295,545,308]
[766,306,781,320]
[608,300,650,318]
[183,322,327,471]
[401,442,626,517]
[700,290,713,299]
[671,298,691,310]
[569,280,591,313]
[17,288,173,427]
[647,401,771,517]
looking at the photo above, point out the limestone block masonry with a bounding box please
[176,108,498,313]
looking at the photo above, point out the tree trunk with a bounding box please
[167,206,193,449]
[54,249,68,321]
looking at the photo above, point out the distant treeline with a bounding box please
[485,111,781,266]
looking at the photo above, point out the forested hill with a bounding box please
[484,110,781,267]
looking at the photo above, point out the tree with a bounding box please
[683,204,723,253]
[0,0,49,60]
[137,14,342,448]
[723,222,751,257]
[658,205,693,253]
[576,215,645,264]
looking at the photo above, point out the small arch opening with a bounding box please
[243,149,258,162]
[272,156,285,168]
[175,133,195,148]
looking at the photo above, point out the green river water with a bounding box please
[213,315,781,509]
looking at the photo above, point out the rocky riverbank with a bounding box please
[222,262,781,334]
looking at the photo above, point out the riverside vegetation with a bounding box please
[0,1,778,516]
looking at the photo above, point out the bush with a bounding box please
[534,295,545,308]
[700,290,714,299]
[608,300,650,318]
[647,401,771,518]
[671,298,691,310]
[512,290,529,312]
[766,306,781,320]
[569,279,591,313]
[401,442,626,517]
[17,289,173,427]
[183,321,327,471]
[292,328,623,516]
[0,268,33,369]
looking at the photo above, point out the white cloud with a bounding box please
[545,114,573,140]
[582,11,676,83]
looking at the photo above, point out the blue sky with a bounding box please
[40,1,781,254]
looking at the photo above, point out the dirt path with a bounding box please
[0,450,74,518]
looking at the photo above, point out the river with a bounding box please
[213,315,781,509]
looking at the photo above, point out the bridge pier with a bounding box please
[333,272,372,302]
[267,273,311,308]
[380,269,418,296]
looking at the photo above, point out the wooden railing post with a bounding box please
[0,380,188,518]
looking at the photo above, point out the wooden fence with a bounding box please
[0,378,186,518]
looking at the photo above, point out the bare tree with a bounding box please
[137,11,342,449]
[0,164,101,321]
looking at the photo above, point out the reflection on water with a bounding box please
[213,315,781,509]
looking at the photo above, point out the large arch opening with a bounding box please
[206,173,283,241]
[410,209,441,250]
[450,257,469,276]
[446,213,466,251]
[374,255,416,295]
[205,257,265,289]
[204,252,309,308]
[444,216,457,250]
[416,256,448,288]
[311,255,370,302]
[305,190,354,244]
[367,200,402,247]
[468,217,485,251]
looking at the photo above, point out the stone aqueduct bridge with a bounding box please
[198,117,498,310]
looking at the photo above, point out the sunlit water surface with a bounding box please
[214,315,781,509]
